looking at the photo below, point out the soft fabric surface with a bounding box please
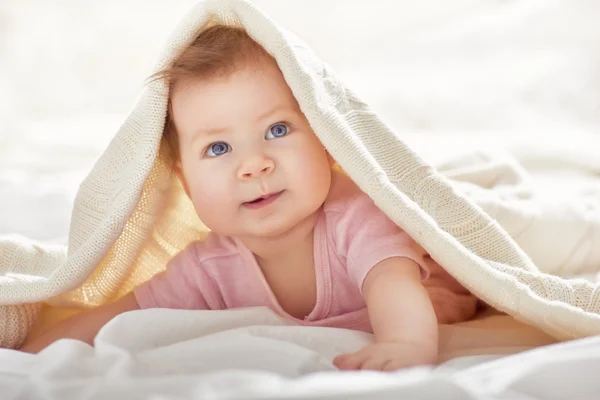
[1,0,600,350]
[9,307,600,400]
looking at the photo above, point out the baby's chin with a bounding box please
[233,218,299,239]
[224,210,316,240]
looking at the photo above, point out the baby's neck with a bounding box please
[236,207,320,267]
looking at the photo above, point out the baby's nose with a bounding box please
[238,155,275,179]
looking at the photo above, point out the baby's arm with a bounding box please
[334,257,438,371]
[19,292,140,354]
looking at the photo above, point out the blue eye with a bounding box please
[266,123,289,139]
[206,141,230,157]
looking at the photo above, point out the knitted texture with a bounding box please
[2,0,600,348]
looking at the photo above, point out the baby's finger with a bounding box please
[332,354,348,369]
[360,356,389,371]
[333,354,354,370]
[382,359,401,371]
[334,349,370,370]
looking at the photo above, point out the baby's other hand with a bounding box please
[333,342,437,371]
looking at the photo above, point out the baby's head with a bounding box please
[154,25,333,240]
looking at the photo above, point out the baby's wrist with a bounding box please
[375,337,438,362]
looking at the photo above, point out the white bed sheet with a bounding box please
[3,307,599,400]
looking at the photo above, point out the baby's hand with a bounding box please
[333,342,437,371]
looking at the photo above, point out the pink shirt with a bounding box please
[134,172,431,333]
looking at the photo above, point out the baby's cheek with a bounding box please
[189,184,233,230]
[301,151,332,190]
[194,201,232,233]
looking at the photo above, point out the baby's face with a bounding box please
[171,58,332,239]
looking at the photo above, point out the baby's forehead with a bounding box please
[171,84,302,140]
[168,54,308,140]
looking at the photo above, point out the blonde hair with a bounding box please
[151,25,275,163]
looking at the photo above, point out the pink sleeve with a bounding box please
[133,242,213,310]
[335,193,430,293]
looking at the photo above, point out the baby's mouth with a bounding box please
[243,191,284,208]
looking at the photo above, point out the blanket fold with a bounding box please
[1,0,600,349]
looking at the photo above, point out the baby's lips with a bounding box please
[245,190,283,204]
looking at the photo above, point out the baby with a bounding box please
[20,26,478,370]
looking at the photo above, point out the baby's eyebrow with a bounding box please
[192,126,230,140]
[256,105,292,122]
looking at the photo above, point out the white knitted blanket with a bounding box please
[1,0,600,349]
